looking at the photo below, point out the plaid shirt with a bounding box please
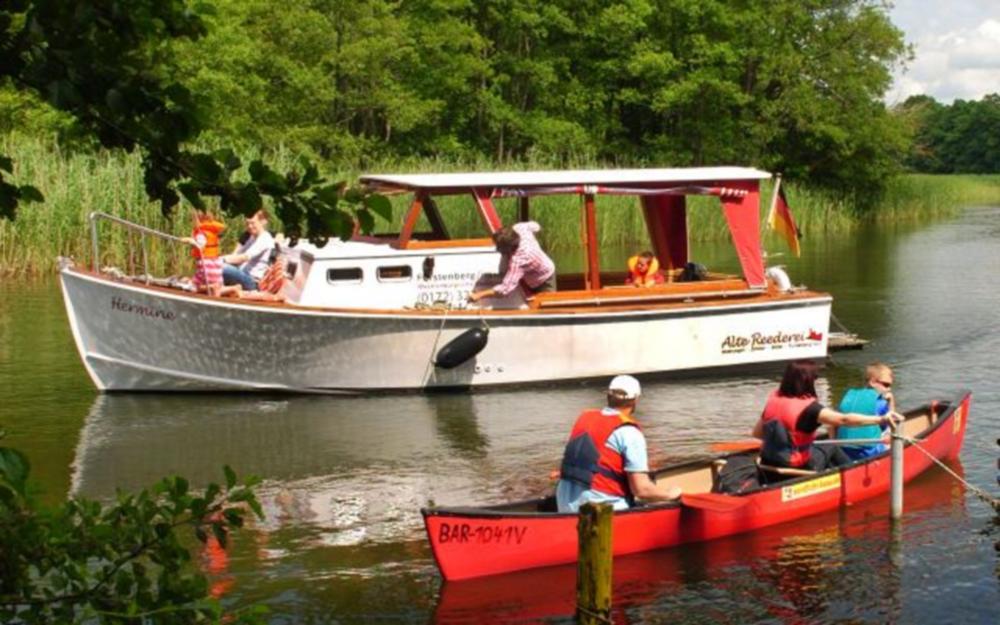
[494,221,555,296]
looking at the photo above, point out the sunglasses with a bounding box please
[876,379,893,388]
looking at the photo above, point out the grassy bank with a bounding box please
[3,134,999,276]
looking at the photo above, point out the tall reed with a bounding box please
[2,133,999,276]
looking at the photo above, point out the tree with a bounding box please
[897,93,1000,174]
[0,429,265,624]
[0,0,388,242]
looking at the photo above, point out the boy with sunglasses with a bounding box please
[834,362,901,460]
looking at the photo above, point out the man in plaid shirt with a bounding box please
[469,221,556,303]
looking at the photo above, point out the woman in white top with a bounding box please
[222,209,275,291]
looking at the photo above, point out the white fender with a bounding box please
[765,266,793,292]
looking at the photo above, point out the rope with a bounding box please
[422,306,451,384]
[575,604,613,624]
[899,435,1000,512]
[830,311,850,334]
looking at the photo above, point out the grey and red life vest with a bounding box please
[760,390,818,468]
[559,409,640,498]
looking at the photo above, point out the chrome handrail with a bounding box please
[88,211,193,281]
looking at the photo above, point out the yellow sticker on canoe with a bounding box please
[781,473,841,502]
[952,403,964,434]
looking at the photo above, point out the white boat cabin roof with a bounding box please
[361,166,771,192]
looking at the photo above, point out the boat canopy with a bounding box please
[359,167,771,288]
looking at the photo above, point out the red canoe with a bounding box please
[422,391,971,580]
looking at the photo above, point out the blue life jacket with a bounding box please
[838,387,888,458]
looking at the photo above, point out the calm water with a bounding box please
[2,208,999,623]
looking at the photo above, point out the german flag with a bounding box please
[767,177,801,257]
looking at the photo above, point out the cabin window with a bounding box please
[327,267,363,284]
[377,265,413,282]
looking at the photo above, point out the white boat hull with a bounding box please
[60,268,831,392]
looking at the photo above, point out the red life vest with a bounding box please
[760,390,818,468]
[190,219,225,259]
[559,409,640,498]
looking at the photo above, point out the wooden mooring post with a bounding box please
[576,502,613,625]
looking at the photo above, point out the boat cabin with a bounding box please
[284,167,773,311]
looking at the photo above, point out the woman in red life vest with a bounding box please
[556,375,682,512]
[751,360,898,471]
[625,251,665,287]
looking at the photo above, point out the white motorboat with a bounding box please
[59,167,831,392]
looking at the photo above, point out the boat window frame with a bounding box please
[376,264,413,283]
[326,267,364,285]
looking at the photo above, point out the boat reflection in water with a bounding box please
[70,393,500,543]
[433,466,965,624]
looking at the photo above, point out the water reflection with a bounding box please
[432,467,965,624]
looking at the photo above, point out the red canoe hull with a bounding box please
[423,392,970,580]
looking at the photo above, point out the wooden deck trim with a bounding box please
[533,287,764,309]
[404,238,494,250]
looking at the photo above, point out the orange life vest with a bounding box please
[191,219,225,259]
[626,255,664,286]
[760,390,818,468]
[560,409,640,498]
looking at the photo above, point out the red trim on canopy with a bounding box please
[721,181,765,288]
[641,195,688,274]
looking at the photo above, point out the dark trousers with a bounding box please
[804,444,852,470]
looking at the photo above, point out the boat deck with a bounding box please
[71,266,829,317]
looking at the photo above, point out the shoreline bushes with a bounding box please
[2,134,999,277]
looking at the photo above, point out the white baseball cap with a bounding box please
[608,375,641,400]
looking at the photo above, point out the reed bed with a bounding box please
[2,134,999,277]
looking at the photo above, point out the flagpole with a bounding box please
[763,173,782,263]
[767,173,782,228]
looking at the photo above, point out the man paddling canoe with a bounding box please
[556,375,682,512]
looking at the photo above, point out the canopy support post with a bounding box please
[397,193,425,248]
[584,192,601,290]
[518,196,530,223]
[472,188,503,234]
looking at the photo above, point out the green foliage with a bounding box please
[0,429,265,624]
[135,1,910,193]
[898,93,1000,174]
[0,0,381,243]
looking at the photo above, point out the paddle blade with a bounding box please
[710,440,761,453]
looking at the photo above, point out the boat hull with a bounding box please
[422,393,971,580]
[60,267,830,392]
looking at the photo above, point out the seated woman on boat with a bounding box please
[751,360,898,471]
[221,209,275,291]
[468,222,556,303]
[625,251,665,287]
[556,375,682,512]
[833,362,899,460]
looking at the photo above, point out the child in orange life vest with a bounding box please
[183,210,240,297]
[625,251,665,287]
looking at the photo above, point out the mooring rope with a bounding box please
[899,435,1000,512]
[422,305,451,384]
[575,604,613,624]
[830,310,851,334]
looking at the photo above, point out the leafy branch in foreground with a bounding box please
[0,429,266,624]
[0,0,387,243]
